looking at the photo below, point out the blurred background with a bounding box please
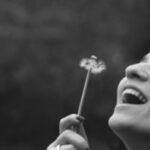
[0,0,150,150]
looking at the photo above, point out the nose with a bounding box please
[125,63,148,81]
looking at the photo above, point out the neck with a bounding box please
[118,131,150,150]
[125,138,150,150]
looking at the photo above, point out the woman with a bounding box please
[47,53,150,150]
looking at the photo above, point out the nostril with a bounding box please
[125,65,148,81]
[129,72,141,79]
[126,69,140,79]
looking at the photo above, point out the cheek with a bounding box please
[117,77,127,91]
[116,78,127,102]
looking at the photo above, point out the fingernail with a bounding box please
[76,115,85,122]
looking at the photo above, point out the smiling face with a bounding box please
[109,53,150,136]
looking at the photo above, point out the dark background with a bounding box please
[0,0,150,150]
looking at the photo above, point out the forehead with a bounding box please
[141,53,150,63]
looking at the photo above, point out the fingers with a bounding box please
[50,129,89,150]
[47,114,89,150]
[59,114,88,142]
[59,114,85,134]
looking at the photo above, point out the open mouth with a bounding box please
[122,88,147,104]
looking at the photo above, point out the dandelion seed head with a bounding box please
[80,55,106,74]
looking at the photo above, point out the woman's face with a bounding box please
[109,53,150,134]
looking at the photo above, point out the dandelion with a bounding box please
[80,55,106,74]
[77,55,106,115]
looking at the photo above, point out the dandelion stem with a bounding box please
[77,68,91,116]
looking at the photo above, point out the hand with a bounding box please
[47,114,89,150]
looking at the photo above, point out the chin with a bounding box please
[108,111,138,137]
[108,113,135,144]
[108,113,129,133]
[108,112,150,140]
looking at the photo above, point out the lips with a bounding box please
[122,88,147,104]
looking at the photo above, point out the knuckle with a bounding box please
[59,118,65,126]
[62,129,71,138]
[59,114,77,126]
[60,129,73,141]
[70,114,77,118]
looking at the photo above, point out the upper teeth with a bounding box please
[122,88,147,103]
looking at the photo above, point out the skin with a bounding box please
[109,52,150,150]
[47,53,150,150]
[47,114,89,150]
